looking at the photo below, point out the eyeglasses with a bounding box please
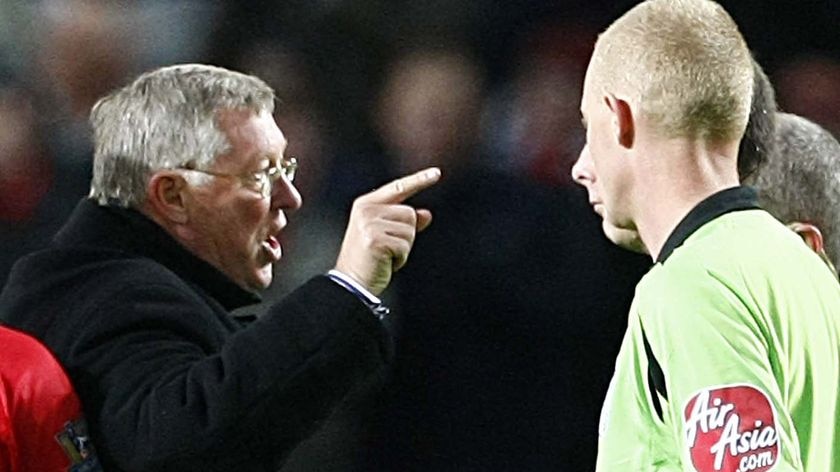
[179,157,298,198]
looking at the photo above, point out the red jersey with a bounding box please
[0,326,100,471]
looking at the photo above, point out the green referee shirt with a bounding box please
[597,187,840,472]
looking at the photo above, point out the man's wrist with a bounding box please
[326,270,390,320]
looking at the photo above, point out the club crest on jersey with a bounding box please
[683,384,779,472]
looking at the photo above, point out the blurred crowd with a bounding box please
[1,0,838,288]
[0,0,838,470]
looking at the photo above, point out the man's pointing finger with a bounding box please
[363,167,442,204]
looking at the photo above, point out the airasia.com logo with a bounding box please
[683,385,779,472]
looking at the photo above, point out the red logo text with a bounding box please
[683,385,779,472]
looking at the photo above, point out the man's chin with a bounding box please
[244,266,274,292]
[603,221,648,255]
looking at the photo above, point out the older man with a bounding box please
[747,112,840,274]
[572,0,840,470]
[0,64,440,471]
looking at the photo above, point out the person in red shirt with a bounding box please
[0,326,101,472]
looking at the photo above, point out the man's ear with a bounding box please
[146,171,190,224]
[605,93,634,149]
[788,221,837,276]
[788,221,825,253]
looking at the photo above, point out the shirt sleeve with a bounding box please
[326,269,390,320]
[639,268,803,472]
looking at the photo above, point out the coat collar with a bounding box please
[656,186,760,264]
[55,199,260,310]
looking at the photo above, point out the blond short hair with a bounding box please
[589,0,753,142]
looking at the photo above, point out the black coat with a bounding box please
[0,199,391,472]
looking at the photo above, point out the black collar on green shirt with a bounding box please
[55,199,261,310]
[656,186,760,264]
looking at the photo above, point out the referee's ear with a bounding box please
[605,93,635,150]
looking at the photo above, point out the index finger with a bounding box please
[363,167,442,204]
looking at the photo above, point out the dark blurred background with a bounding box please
[0,1,837,470]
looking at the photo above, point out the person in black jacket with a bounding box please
[0,63,440,472]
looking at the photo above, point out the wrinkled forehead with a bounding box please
[215,109,288,167]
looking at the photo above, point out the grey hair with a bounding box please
[89,63,275,207]
[737,57,778,180]
[746,113,840,269]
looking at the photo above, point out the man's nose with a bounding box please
[270,177,303,212]
[571,148,593,186]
